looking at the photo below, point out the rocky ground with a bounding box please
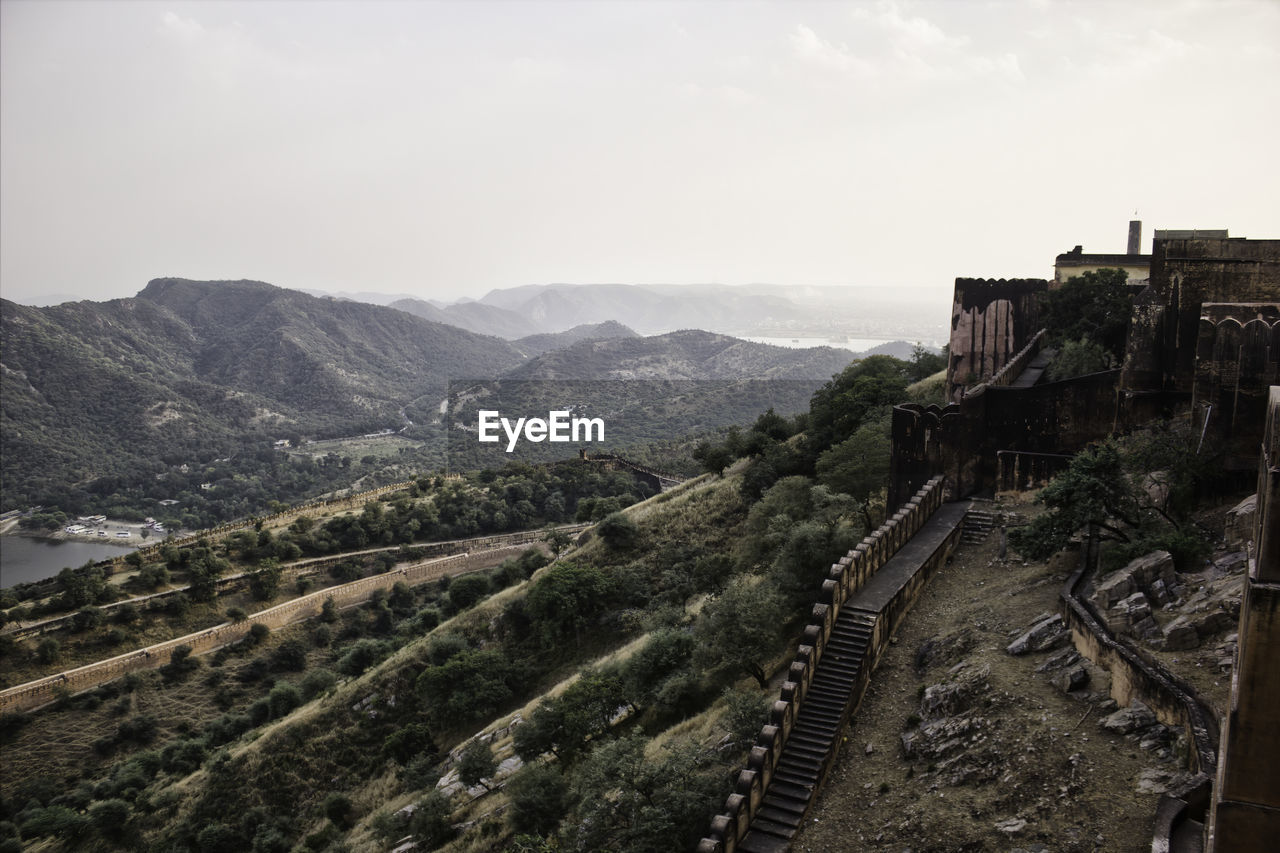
[792,495,1246,853]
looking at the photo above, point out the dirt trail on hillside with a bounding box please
[794,513,1192,853]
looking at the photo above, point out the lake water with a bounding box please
[0,536,138,587]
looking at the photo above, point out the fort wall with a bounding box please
[699,477,962,853]
[1207,386,1280,852]
[0,542,542,715]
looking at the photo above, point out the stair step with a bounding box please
[784,741,827,761]
[788,731,833,750]
[777,755,822,774]
[770,769,816,788]
[767,780,814,801]
[761,793,808,816]
[755,805,803,827]
[746,817,799,839]
[738,828,793,853]
[792,720,839,738]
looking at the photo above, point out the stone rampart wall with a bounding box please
[700,477,954,853]
[0,541,541,715]
[1193,315,1280,470]
[4,525,585,642]
[6,480,419,603]
[890,370,1118,506]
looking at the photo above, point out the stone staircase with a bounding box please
[737,608,878,853]
[962,502,999,545]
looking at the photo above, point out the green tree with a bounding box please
[322,792,354,828]
[567,734,724,853]
[320,596,339,623]
[89,798,132,842]
[416,648,528,725]
[1046,336,1114,381]
[597,511,639,550]
[457,740,497,791]
[249,559,282,601]
[1041,268,1135,362]
[507,764,568,836]
[1009,424,1212,569]
[695,575,786,688]
[35,637,61,665]
[525,562,616,649]
[815,417,892,529]
[808,355,911,455]
[447,573,490,611]
[57,564,106,609]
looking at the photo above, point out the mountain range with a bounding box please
[1,279,872,511]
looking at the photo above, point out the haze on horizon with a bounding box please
[2,0,1278,309]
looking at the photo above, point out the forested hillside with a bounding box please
[0,280,524,514]
[1,281,875,526]
[0,351,947,853]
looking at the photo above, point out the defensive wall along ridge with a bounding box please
[2,525,589,643]
[0,539,550,715]
[6,479,423,606]
[699,476,969,853]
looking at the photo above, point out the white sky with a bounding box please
[2,0,1278,307]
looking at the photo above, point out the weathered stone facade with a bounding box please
[945,278,1047,402]
[1207,387,1280,852]
[908,234,1280,505]
[1118,237,1280,464]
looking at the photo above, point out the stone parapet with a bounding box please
[699,476,952,853]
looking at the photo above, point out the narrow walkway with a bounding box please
[1008,347,1056,388]
[737,502,970,853]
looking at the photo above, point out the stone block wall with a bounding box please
[1208,386,1280,852]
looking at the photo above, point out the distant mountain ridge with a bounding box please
[511,321,639,358]
[1,278,877,512]
[390,296,539,340]
[0,279,526,508]
[507,328,857,380]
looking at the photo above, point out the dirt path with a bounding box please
[793,517,1194,853]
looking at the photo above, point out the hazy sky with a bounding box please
[2,0,1278,307]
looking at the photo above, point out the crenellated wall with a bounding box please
[1192,311,1280,470]
[698,477,962,853]
[890,367,1118,506]
[2,525,586,643]
[0,542,542,714]
[5,479,421,604]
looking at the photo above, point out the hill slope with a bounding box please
[0,280,526,508]
[511,321,639,358]
[505,328,856,380]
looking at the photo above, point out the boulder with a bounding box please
[1100,701,1157,735]
[1007,613,1068,656]
[1162,616,1201,651]
[1224,494,1256,550]
[920,664,990,718]
[1092,551,1177,611]
[1053,665,1090,694]
[1192,609,1236,638]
